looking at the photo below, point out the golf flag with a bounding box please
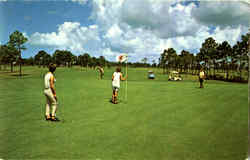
[116,54,128,63]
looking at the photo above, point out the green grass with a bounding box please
[0,66,248,160]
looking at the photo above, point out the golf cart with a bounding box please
[148,70,155,79]
[168,71,182,81]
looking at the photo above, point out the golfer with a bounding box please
[97,65,104,79]
[44,63,60,121]
[199,68,205,88]
[111,67,127,104]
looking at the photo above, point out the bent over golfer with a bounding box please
[97,65,104,79]
[111,67,127,104]
[44,63,60,121]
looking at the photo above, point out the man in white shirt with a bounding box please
[44,63,60,121]
[111,67,127,104]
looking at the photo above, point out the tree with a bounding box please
[159,48,177,73]
[141,57,148,67]
[26,57,35,66]
[83,53,91,68]
[217,41,232,79]
[52,50,72,66]
[8,30,28,76]
[0,45,3,70]
[71,55,77,67]
[233,33,250,79]
[152,59,157,67]
[159,49,168,73]
[63,50,73,67]
[0,44,19,72]
[99,56,106,67]
[180,50,192,73]
[78,53,91,69]
[200,37,218,78]
[196,52,203,73]
[90,57,98,68]
[166,48,177,71]
[35,50,51,67]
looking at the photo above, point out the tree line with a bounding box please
[159,33,250,82]
[0,30,151,74]
[0,30,249,82]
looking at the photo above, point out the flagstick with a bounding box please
[125,60,128,103]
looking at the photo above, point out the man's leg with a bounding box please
[201,79,204,88]
[45,99,51,120]
[51,102,59,121]
[114,89,118,104]
[112,89,115,103]
[47,90,59,121]
[44,90,51,120]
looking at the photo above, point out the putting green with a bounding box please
[0,66,248,160]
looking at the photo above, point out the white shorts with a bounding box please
[112,86,119,92]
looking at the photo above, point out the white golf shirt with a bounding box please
[112,72,121,88]
[44,72,56,89]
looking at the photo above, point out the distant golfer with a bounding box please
[199,68,205,88]
[97,65,104,79]
[44,63,60,121]
[111,67,127,104]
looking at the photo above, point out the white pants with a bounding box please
[44,89,57,117]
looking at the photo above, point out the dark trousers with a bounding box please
[199,78,204,88]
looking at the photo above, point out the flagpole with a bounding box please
[125,59,128,103]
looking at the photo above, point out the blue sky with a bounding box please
[0,0,249,62]
[0,0,94,58]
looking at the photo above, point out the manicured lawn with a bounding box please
[0,66,248,160]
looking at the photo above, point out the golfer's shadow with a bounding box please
[109,99,113,103]
[106,98,125,104]
[195,87,204,89]
[104,97,113,103]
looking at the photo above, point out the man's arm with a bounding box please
[120,73,127,81]
[50,75,57,100]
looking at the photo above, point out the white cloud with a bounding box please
[240,0,250,5]
[92,0,250,61]
[66,0,88,5]
[164,25,248,54]
[28,1,250,62]
[191,1,250,27]
[88,0,203,61]
[104,24,123,39]
[29,22,101,54]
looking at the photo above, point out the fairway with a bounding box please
[0,67,248,160]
